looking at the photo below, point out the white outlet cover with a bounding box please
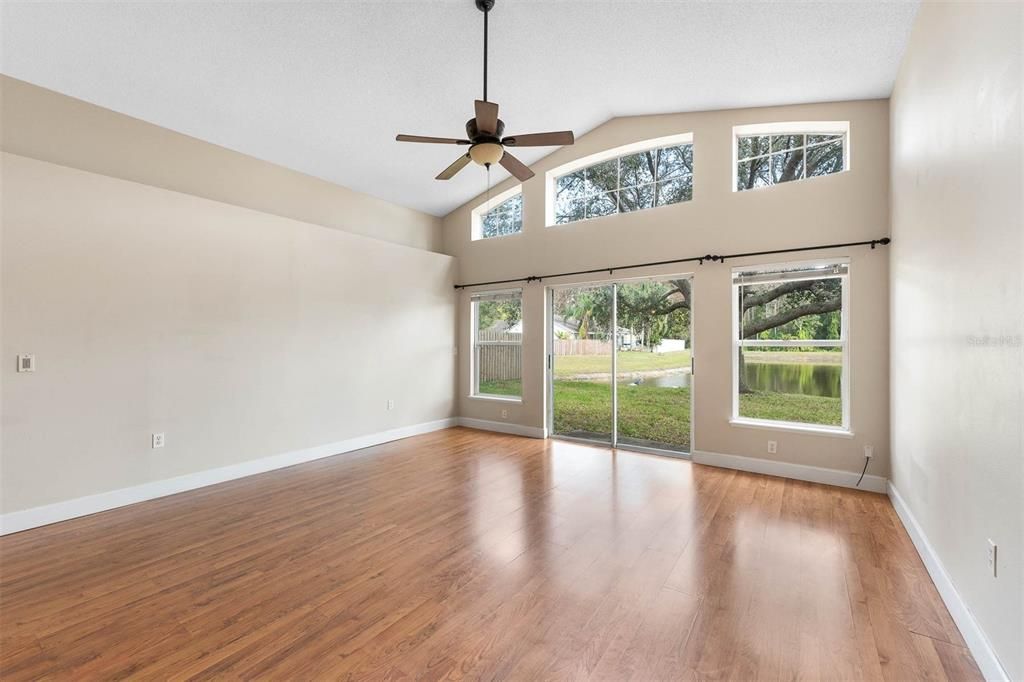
[767,440,777,454]
[152,433,165,448]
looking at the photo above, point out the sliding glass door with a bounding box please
[550,284,615,443]
[549,277,692,455]
[614,279,692,453]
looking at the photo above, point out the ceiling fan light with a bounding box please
[469,142,504,166]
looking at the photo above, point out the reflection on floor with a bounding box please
[0,427,980,680]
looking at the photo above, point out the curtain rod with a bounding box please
[453,237,891,290]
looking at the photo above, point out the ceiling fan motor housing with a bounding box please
[465,117,504,143]
[475,0,496,12]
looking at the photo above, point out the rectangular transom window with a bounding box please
[553,142,693,224]
[734,122,848,192]
[732,261,850,432]
[471,290,522,399]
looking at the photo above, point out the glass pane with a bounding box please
[808,133,843,145]
[620,151,657,188]
[586,191,618,218]
[555,197,585,224]
[771,149,805,184]
[584,159,619,195]
[736,157,770,190]
[475,298,522,398]
[738,276,841,342]
[737,135,770,159]
[771,134,804,152]
[656,144,693,181]
[656,176,693,206]
[616,280,692,452]
[618,183,655,212]
[552,285,614,443]
[557,170,586,198]
[737,346,842,427]
[480,194,522,238]
[806,139,844,177]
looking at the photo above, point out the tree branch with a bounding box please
[741,299,840,338]
[741,280,819,310]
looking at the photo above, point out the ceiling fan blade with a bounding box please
[436,154,472,180]
[474,100,499,135]
[499,152,534,182]
[502,131,575,147]
[397,134,470,144]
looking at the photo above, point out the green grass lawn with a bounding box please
[553,381,692,450]
[553,350,690,377]
[739,391,842,426]
[477,379,522,397]
[480,355,842,451]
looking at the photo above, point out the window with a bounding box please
[471,290,522,399]
[472,188,522,240]
[732,261,849,432]
[734,123,847,191]
[553,142,693,224]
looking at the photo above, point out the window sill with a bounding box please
[468,394,523,404]
[729,418,853,438]
[471,230,523,242]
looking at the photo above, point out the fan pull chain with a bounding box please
[485,165,492,209]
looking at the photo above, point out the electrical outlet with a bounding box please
[767,440,777,454]
[387,399,395,410]
[987,539,998,577]
[864,445,874,459]
[501,408,508,420]
[152,433,165,449]
[17,354,35,373]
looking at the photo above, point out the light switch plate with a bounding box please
[17,354,35,372]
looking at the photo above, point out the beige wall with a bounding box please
[1,153,456,513]
[890,3,1023,679]
[445,99,890,479]
[1,76,443,253]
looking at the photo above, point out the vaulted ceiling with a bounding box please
[1,0,918,217]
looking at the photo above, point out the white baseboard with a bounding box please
[691,449,888,493]
[0,417,458,536]
[887,483,1009,682]
[457,417,546,439]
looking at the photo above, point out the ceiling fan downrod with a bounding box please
[476,0,495,102]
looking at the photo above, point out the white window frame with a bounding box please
[470,289,523,402]
[471,186,523,241]
[732,121,850,193]
[730,259,851,436]
[544,132,694,227]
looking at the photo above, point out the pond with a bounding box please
[639,362,840,398]
[744,361,840,397]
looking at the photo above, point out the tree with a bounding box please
[476,300,521,332]
[624,277,840,391]
[555,145,693,223]
[737,134,844,190]
[555,135,843,223]
[558,287,612,339]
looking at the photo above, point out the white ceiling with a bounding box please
[1,0,918,217]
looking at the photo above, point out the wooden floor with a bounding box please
[1,428,981,680]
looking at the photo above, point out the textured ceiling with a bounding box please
[0,0,918,217]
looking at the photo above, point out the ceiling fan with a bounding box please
[395,0,574,182]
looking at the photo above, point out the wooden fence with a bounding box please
[553,339,612,356]
[477,330,522,382]
[478,345,522,382]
